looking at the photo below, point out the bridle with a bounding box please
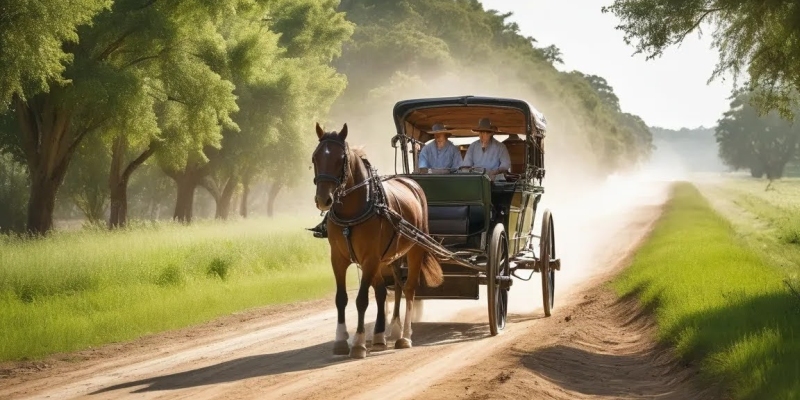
[312,137,351,201]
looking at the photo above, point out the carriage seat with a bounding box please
[503,135,526,175]
[428,205,485,236]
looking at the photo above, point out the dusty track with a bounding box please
[0,179,712,399]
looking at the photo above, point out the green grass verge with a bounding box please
[0,216,355,362]
[613,182,800,400]
[723,178,800,248]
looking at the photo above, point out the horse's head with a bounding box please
[312,122,349,211]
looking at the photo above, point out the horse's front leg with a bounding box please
[371,276,388,351]
[350,264,376,359]
[332,254,351,356]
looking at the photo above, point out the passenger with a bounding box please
[461,117,511,181]
[417,123,462,173]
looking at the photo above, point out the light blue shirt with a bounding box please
[461,137,511,172]
[418,140,462,170]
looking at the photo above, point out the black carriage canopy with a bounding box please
[392,96,547,143]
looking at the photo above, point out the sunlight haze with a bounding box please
[481,0,737,130]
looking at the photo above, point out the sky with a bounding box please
[479,0,737,130]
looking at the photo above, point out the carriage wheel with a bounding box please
[540,209,556,317]
[487,223,510,336]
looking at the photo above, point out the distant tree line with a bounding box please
[715,91,800,179]
[0,0,653,235]
[649,126,727,173]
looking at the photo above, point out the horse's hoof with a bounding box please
[333,340,350,355]
[394,338,412,349]
[371,342,388,352]
[349,345,368,359]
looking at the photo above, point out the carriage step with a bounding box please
[477,275,514,289]
[513,258,561,272]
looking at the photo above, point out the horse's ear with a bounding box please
[339,123,348,141]
[315,122,324,139]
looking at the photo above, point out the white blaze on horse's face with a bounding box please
[312,123,349,211]
[312,139,347,211]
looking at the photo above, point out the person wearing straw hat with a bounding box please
[461,117,511,181]
[417,122,462,173]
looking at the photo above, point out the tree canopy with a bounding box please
[602,0,800,115]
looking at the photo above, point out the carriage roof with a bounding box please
[392,96,547,141]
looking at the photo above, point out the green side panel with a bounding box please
[400,174,491,205]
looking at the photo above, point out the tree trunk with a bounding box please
[214,176,238,220]
[26,174,61,235]
[15,93,83,235]
[108,181,129,228]
[165,147,220,224]
[266,182,283,218]
[240,176,250,218]
[173,176,197,223]
[108,137,156,229]
[148,197,157,221]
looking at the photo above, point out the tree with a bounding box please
[540,45,564,66]
[715,92,800,179]
[170,0,352,222]
[0,1,241,234]
[601,0,800,115]
[0,0,109,109]
[573,72,621,111]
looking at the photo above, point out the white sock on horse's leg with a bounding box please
[393,299,414,349]
[336,323,349,342]
[403,300,414,339]
[373,331,386,346]
[352,332,367,348]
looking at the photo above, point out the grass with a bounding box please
[723,178,800,247]
[698,178,800,286]
[613,182,800,400]
[0,216,357,362]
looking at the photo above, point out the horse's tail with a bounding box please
[420,252,444,288]
[418,189,444,288]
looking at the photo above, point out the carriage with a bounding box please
[384,95,560,335]
[311,95,560,358]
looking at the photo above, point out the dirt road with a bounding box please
[0,178,711,400]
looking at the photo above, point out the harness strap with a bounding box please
[342,226,359,265]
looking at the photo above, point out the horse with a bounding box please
[311,122,443,359]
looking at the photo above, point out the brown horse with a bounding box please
[311,122,443,359]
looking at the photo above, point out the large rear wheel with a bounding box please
[540,209,556,317]
[487,223,510,335]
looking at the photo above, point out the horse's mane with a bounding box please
[351,146,367,159]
